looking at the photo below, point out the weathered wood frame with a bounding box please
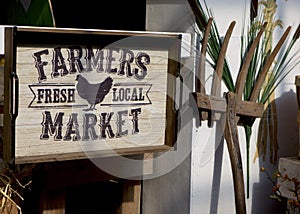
[3,27,182,164]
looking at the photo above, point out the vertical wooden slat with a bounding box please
[3,27,14,164]
[295,75,300,157]
[40,189,66,214]
[119,180,141,214]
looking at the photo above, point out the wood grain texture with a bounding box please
[4,28,181,164]
[211,21,236,97]
[197,18,213,124]
[224,92,246,214]
[15,47,170,163]
[119,180,141,214]
[193,92,263,117]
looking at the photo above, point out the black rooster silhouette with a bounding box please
[75,75,113,111]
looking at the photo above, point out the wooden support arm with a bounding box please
[192,92,264,118]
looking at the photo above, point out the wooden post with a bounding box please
[224,92,246,214]
[119,180,141,214]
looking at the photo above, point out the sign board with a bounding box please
[4,27,181,164]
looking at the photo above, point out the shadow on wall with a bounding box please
[252,89,299,214]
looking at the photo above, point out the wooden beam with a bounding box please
[236,100,263,118]
[193,92,226,112]
[192,92,264,118]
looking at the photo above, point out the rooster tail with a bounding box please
[101,77,113,90]
[95,76,113,103]
[104,76,113,86]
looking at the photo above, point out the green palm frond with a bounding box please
[188,0,235,91]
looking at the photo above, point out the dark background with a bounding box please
[0,0,146,30]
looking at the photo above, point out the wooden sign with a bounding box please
[4,27,181,164]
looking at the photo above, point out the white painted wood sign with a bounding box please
[4,27,181,164]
